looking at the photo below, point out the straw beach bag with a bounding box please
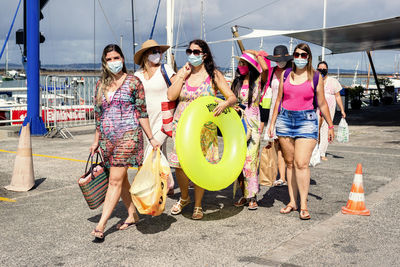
[78,152,109,209]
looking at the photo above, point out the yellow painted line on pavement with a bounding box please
[0,197,16,202]
[0,149,138,170]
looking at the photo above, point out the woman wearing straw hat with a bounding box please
[232,50,269,210]
[167,39,237,220]
[134,39,176,194]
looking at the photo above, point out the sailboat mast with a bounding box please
[231,41,235,80]
[5,37,8,74]
[321,0,327,61]
[166,0,174,67]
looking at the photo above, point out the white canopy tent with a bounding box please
[210,16,400,100]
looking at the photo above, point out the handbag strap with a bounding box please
[85,151,104,177]
[160,64,172,88]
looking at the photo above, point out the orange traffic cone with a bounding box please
[4,123,35,192]
[342,163,370,216]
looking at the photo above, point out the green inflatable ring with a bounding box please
[176,96,247,191]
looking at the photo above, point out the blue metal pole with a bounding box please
[23,0,47,135]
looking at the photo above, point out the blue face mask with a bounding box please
[188,54,203,67]
[107,60,123,74]
[293,58,308,69]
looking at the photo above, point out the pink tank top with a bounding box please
[282,78,314,111]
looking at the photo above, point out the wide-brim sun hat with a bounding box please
[235,53,262,73]
[134,39,170,65]
[266,45,293,62]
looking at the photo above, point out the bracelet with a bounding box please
[328,125,334,129]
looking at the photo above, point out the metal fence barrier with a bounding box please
[41,75,99,138]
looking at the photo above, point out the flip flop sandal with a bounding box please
[234,197,248,207]
[280,204,297,214]
[248,198,258,210]
[170,197,191,215]
[191,207,204,220]
[273,179,284,187]
[116,222,136,230]
[300,209,311,220]
[91,229,104,240]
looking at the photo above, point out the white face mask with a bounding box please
[148,53,161,64]
[107,60,123,74]
[277,61,286,69]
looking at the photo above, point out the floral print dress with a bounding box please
[238,77,262,198]
[169,76,219,168]
[94,75,148,168]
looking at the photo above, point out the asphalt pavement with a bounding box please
[0,103,399,266]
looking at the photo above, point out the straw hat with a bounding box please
[235,53,262,73]
[134,39,170,65]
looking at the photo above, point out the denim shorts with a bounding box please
[275,108,318,140]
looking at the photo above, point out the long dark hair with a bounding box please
[292,43,314,81]
[189,39,217,86]
[97,44,127,105]
[231,63,260,107]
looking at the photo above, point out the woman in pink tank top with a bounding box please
[267,43,334,220]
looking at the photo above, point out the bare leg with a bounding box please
[117,171,139,229]
[278,137,297,210]
[275,140,286,182]
[93,166,128,235]
[194,184,205,208]
[294,138,317,211]
[237,173,245,194]
[175,168,189,200]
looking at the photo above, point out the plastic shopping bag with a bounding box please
[337,118,349,143]
[309,143,321,167]
[130,148,168,216]
[144,144,174,191]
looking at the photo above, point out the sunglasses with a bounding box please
[293,52,308,59]
[150,49,161,54]
[186,49,203,56]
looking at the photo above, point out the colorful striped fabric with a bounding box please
[78,164,109,210]
[161,100,176,137]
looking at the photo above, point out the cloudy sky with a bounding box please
[0,0,399,73]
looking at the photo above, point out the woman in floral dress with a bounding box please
[167,39,237,220]
[232,51,269,210]
[90,44,160,240]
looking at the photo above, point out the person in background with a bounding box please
[167,39,237,220]
[90,44,160,240]
[316,61,346,161]
[134,39,176,194]
[232,50,269,210]
[264,45,293,186]
[268,43,334,220]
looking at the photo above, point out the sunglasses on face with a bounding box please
[293,52,308,59]
[317,68,327,72]
[150,49,161,54]
[186,49,203,56]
